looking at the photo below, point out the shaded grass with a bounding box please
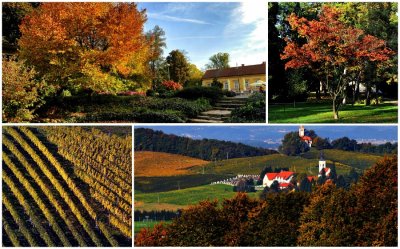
[135,174,232,193]
[269,102,397,123]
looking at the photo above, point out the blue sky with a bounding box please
[135,125,398,149]
[137,2,266,70]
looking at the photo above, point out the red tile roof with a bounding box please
[202,62,266,79]
[265,173,278,180]
[265,171,295,181]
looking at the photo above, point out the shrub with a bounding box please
[161,80,183,91]
[228,93,266,123]
[175,86,223,104]
[2,57,49,122]
[81,108,185,123]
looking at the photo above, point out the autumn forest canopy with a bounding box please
[269,2,398,120]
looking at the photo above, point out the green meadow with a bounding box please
[269,102,397,123]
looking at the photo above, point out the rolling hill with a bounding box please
[2,126,132,247]
[301,148,383,170]
[135,151,209,176]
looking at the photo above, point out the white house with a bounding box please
[263,171,295,188]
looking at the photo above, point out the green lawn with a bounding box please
[269,101,397,123]
[135,184,258,208]
[134,220,172,235]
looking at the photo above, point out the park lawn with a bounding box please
[135,184,258,209]
[268,101,397,123]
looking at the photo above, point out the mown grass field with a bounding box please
[134,220,172,235]
[135,184,258,210]
[302,149,383,170]
[134,151,209,176]
[269,102,397,123]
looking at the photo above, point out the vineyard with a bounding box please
[135,151,209,176]
[2,126,132,246]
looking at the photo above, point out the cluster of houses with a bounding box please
[211,174,260,186]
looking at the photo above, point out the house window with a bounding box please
[224,82,229,89]
[245,80,249,89]
[234,80,239,90]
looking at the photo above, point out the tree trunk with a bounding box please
[333,96,339,120]
[365,86,371,106]
[316,85,321,100]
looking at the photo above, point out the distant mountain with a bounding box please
[134,128,278,161]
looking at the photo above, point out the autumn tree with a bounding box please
[281,6,394,119]
[297,182,357,246]
[2,2,38,53]
[245,192,310,246]
[350,155,397,246]
[2,57,49,122]
[146,25,167,87]
[166,50,190,85]
[18,3,151,93]
[186,63,203,87]
[205,52,230,69]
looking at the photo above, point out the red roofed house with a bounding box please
[201,62,266,93]
[263,171,295,188]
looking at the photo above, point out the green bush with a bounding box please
[228,93,266,123]
[175,86,223,104]
[81,108,185,123]
[147,98,211,117]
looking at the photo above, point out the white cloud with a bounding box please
[224,1,267,66]
[263,139,281,145]
[356,138,397,145]
[147,12,210,25]
[181,133,202,139]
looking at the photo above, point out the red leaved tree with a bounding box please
[281,6,393,119]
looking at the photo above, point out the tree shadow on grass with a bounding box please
[269,102,397,123]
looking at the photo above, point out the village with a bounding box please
[211,126,332,193]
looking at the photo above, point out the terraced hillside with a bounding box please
[135,151,209,176]
[2,126,132,247]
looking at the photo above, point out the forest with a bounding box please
[135,155,397,246]
[134,128,278,160]
[2,126,132,246]
[268,2,398,123]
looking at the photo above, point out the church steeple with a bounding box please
[299,125,305,137]
[318,151,326,175]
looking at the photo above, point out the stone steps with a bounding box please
[188,97,248,123]
[188,118,224,123]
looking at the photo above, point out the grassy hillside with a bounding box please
[135,184,258,211]
[302,149,383,170]
[135,174,232,193]
[135,151,209,176]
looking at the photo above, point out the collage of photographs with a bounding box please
[1,1,398,247]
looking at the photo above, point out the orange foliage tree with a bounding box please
[18,3,151,93]
[281,6,393,119]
